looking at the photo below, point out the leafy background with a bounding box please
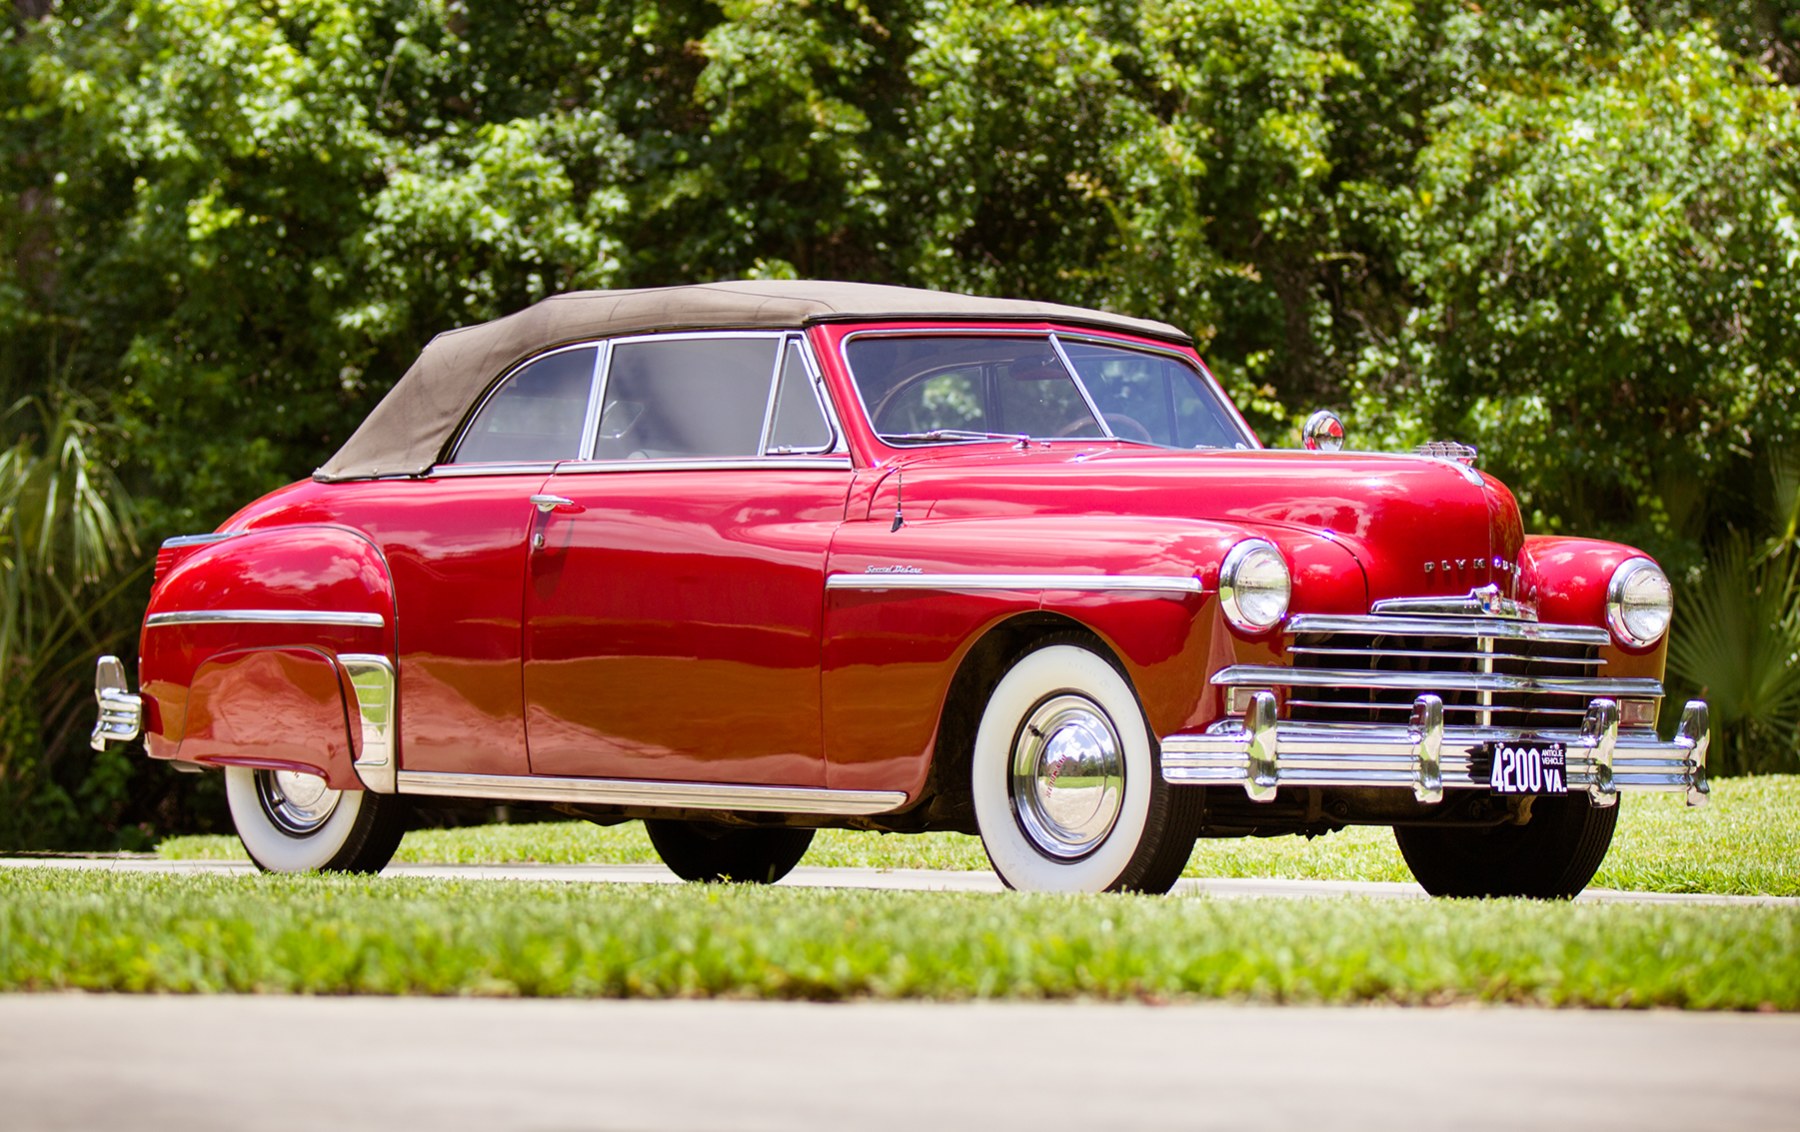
[3,0,1797,848]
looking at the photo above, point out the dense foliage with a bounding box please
[2,0,1796,845]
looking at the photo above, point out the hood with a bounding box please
[893,445,1525,606]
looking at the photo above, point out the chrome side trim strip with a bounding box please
[429,462,559,478]
[89,655,142,751]
[827,573,1203,594]
[146,609,387,629]
[160,532,237,549]
[394,771,907,815]
[554,457,854,474]
[341,654,397,795]
[1212,663,1662,698]
[1286,613,1610,646]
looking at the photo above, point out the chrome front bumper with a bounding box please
[1161,694,1710,807]
[89,655,143,751]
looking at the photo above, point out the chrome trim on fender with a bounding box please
[826,573,1203,594]
[89,655,142,751]
[341,654,397,795]
[1285,613,1610,646]
[160,531,238,549]
[145,609,387,629]
[1162,696,1711,807]
[395,771,907,815]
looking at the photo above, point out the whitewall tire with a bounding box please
[224,765,408,874]
[971,640,1199,893]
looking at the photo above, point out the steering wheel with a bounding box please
[1059,414,1154,443]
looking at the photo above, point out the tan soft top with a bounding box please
[315,280,1190,481]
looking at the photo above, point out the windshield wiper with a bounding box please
[881,429,1035,447]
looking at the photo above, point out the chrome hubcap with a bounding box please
[256,769,341,835]
[1010,694,1125,859]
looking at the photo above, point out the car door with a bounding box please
[522,332,850,787]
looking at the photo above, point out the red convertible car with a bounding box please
[91,281,1709,896]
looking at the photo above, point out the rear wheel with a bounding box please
[1394,794,1619,899]
[224,766,408,874]
[971,639,1199,893]
[644,820,814,884]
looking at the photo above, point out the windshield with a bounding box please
[845,332,1251,449]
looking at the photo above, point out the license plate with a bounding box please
[1485,743,1569,795]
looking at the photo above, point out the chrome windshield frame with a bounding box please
[839,327,1258,452]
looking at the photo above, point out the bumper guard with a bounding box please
[89,655,143,751]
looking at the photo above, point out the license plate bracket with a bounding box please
[1482,742,1569,796]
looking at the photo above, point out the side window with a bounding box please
[765,340,835,453]
[596,337,780,460]
[453,347,598,464]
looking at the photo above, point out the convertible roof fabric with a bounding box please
[315,280,1191,481]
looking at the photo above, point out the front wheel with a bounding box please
[971,640,1199,894]
[1394,793,1619,899]
[644,820,814,884]
[224,766,409,873]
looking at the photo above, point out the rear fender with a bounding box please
[139,524,397,781]
[177,646,361,789]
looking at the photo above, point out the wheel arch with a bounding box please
[918,612,1128,832]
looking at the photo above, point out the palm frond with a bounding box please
[1669,532,1800,774]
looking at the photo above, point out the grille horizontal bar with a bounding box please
[1285,614,1609,646]
[1215,664,1660,698]
[1288,646,1600,668]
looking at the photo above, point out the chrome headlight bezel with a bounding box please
[1219,539,1291,634]
[1606,557,1673,648]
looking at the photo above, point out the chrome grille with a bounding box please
[1208,613,1664,737]
[1285,624,1602,729]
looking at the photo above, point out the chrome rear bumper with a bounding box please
[1161,694,1710,807]
[89,655,143,751]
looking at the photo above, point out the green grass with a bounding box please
[3,868,1795,1007]
[158,775,1800,896]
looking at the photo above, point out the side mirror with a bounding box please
[1301,409,1345,452]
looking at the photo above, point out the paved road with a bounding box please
[2,995,1796,1131]
[3,854,1796,905]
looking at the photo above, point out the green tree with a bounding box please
[1357,8,1800,567]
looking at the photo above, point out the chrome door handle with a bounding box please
[530,494,576,514]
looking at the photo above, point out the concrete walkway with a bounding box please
[3,995,1796,1131]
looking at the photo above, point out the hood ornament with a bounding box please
[1414,440,1478,467]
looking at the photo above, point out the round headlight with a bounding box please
[1220,539,1291,633]
[1607,557,1672,647]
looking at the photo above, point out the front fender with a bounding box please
[820,514,1365,795]
[1521,535,1668,679]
